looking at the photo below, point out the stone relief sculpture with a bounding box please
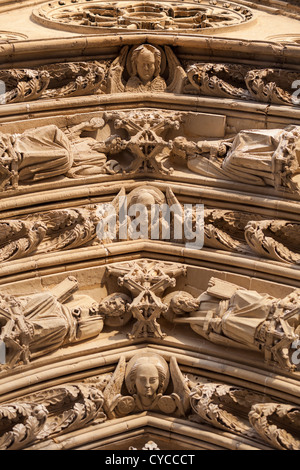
[1,187,300,266]
[189,382,266,439]
[125,44,167,93]
[0,52,298,107]
[0,381,106,450]
[0,125,74,190]
[0,277,104,368]
[188,376,300,450]
[0,62,106,104]
[244,219,300,265]
[103,353,190,418]
[107,44,186,95]
[172,125,300,192]
[185,63,300,106]
[168,277,300,371]
[33,1,253,34]
[103,260,186,339]
[0,357,299,450]
[102,109,182,174]
[64,118,122,177]
[249,404,300,450]
[0,119,123,191]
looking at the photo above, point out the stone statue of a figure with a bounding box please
[172,125,300,192]
[0,125,73,188]
[0,277,104,368]
[167,278,300,370]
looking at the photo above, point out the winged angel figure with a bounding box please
[103,353,191,419]
[107,44,186,95]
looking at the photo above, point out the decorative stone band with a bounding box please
[0,49,299,107]
[0,354,299,450]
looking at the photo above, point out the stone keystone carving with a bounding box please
[104,260,186,339]
[108,44,186,95]
[103,353,190,418]
[104,110,182,174]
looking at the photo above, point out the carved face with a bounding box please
[136,49,156,83]
[135,363,159,399]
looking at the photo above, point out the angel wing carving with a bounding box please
[165,46,187,95]
[103,356,126,419]
[170,356,191,417]
[107,46,129,94]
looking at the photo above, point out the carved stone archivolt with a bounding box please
[1,113,300,194]
[0,353,299,450]
[0,49,299,108]
[0,0,299,452]
[0,264,299,374]
[1,186,300,266]
[33,0,253,34]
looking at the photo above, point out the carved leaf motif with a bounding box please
[245,220,300,264]
[190,383,262,438]
[103,356,126,418]
[249,404,300,450]
[0,404,48,450]
[0,220,47,263]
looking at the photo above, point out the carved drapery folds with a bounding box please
[0,114,300,194]
[0,354,299,450]
[166,277,300,372]
[0,267,299,373]
[0,276,104,368]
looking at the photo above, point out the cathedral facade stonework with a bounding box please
[0,0,299,452]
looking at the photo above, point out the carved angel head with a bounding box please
[125,353,169,405]
[130,45,162,84]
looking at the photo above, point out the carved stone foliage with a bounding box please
[0,62,107,104]
[184,63,300,106]
[249,404,300,450]
[167,277,300,372]
[0,382,106,450]
[188,378,300,450]
[0,357,299,450]
[33,1,253,34]
[1,187,300,266]
[0,46,299,107]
